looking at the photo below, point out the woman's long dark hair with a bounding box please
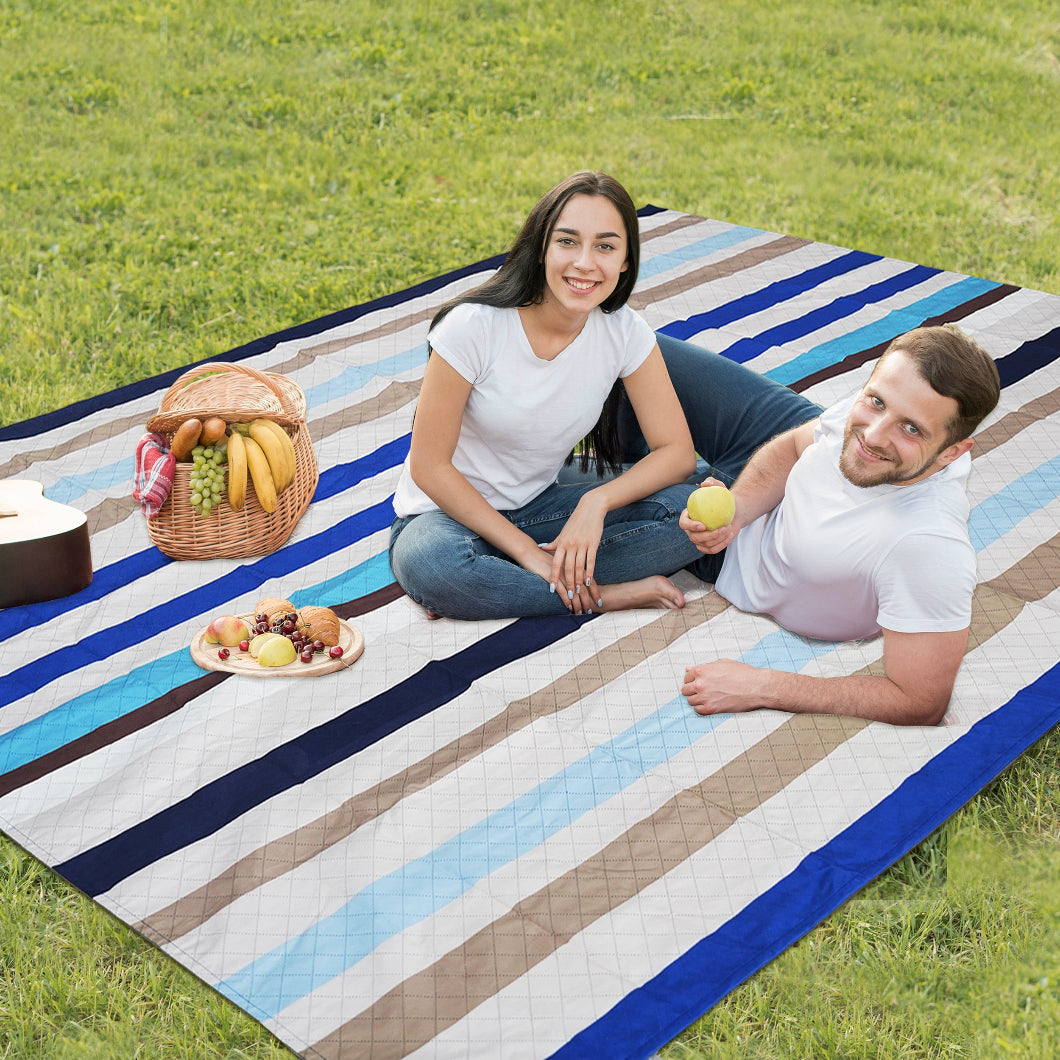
[430,171,641,476]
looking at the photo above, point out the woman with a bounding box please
[388,171,705,619]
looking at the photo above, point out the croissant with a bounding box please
[298,605,341,646]
[254,597,296,624]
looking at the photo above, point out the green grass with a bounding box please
[1,0,1058,1056]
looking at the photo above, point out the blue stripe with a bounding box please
[217,699,729,1019]
[968,455,1060,551]
[658,249,881,341]
[54,614,593,897]
[300,347,427,409]
[637,226,765,280]
[0,435,410,644]
[0,498,396,712]
[764,276,999,384]
[0,551,395,777]
[723,264,940,365]
[0,255,505,443]
[555,659,1060,1060]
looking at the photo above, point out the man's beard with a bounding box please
[839,428,941,488]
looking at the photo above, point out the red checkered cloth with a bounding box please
[133,433,176,518]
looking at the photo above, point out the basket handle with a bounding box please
[157,362,287,412]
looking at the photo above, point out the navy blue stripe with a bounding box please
[2,203,661,442]
[0,547,170,643]
[657,249,881,342]
[312,434,410,503]
[721,264,938,364]
[0,498,396,711]
[0,256,506,443]
[56,613,592,897]
[555,660,1060,1060]
[0,436,412,645]
[994,326,1060,388]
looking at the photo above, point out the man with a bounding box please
[672,324,1001,726]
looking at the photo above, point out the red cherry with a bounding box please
[217,648,230,660]
[300,650,314,663]
[312,639,325,652]
[328,645,344,659]
[239,639,250,652]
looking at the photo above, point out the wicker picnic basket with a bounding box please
[144,362,318,560]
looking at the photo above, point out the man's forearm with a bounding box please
[681,660,949,726]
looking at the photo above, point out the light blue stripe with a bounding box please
[216,699,729,1019]
[300,344,428,409]
[968,455,1060,552]
[48,456,136,505]
[0,551,395,776]
[637,226,765,280]
[763,276,999,385]
[738,628,838,671]
[44,345,427,506]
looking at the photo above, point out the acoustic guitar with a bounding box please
[0,480,93,609]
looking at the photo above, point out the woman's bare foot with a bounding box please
[595,575,685,613]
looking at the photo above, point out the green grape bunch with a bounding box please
[188,443,228,518]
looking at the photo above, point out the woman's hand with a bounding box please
[539,493,607,613]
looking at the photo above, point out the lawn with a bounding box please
[1,0,1058,1056]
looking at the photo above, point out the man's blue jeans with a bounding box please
[388,333,821,618]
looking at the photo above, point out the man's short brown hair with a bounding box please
[879,324,1001,448]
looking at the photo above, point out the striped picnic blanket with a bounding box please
[2,208,1058,1060]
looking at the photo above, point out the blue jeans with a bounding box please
[388,333,821,618]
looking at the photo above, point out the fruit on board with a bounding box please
[243,435,277,513]
[686,485,736,530]
[248,418,296,493]
[199,416,228,445]
[298,604,340,646]
[204,614,251,646]
[249,631,284,658]
[257,635,298,667]
[226,428,248,512]
[170,418,203,461]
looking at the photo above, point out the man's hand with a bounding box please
[680,476,740,554]
[681,659,764,715]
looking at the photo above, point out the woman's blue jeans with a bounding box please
[388,333,821,618]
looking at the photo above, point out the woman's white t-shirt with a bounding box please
[393,302,656,517]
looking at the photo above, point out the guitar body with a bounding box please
[0,480,93,609]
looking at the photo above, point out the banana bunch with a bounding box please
[228,419,297,514]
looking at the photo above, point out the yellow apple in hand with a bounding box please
[687,485,735,530]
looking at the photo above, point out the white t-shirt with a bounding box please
[393,302,657,517]
[716,395,976,641]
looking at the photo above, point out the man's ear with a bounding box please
[936,437,974,468]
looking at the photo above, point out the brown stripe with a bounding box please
[308,713,864,1060]
[0,406,152,481]
[982,532,1060,607]
[639,212,711,243]
[134,593,730,944]
[0,671,228,799]
[0,584,407,803]
[972,386,1060,458]
[789,284,1021,393]
[629,234,809,311]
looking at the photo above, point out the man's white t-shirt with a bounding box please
[716,395,976,641]
[393,302,657,517]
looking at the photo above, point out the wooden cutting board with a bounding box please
[190,616,364,677]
